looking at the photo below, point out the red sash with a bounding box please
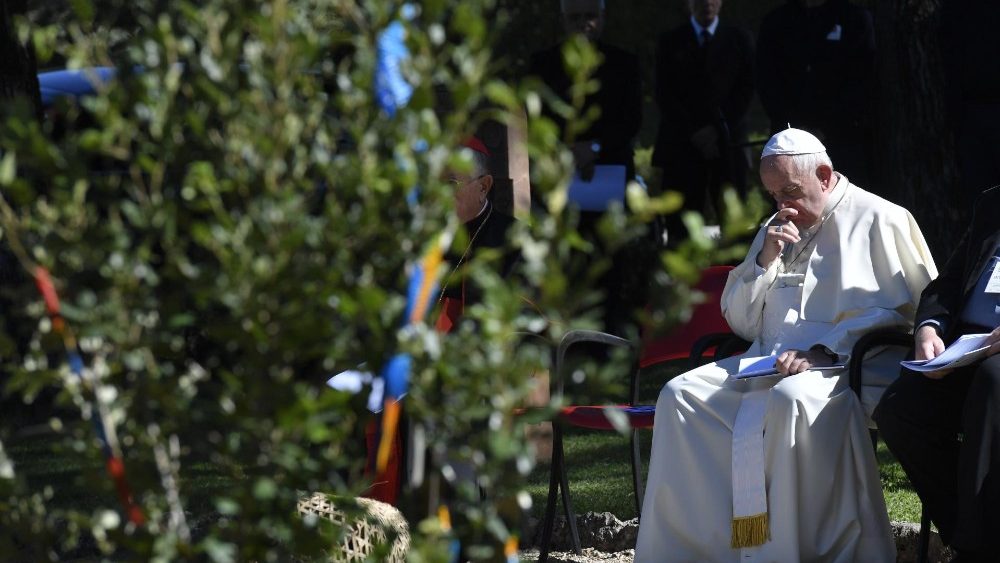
[434,281,465,334]
[363,284,465,505]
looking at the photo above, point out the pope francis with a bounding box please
[635,128,938,562]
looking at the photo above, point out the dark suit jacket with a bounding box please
[756,0,875,139]
[652,22,754,172]
[528,40,642,177]
[915,187,1000,339]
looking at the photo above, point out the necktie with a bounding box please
[701,29,712,47]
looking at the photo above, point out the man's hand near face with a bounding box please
[757,208,801,268]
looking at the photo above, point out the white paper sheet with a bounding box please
[900,333,991,372]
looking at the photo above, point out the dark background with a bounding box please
[14,0,966,262]
[494,0,964,264]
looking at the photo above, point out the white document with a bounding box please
[567,164,627,211]
[986,262,1000,293]
[731,355,845,379]
[900,333,991,372]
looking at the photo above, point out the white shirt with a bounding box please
[690,15,719,46]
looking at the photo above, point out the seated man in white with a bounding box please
[635,128,938,562]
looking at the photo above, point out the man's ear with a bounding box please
[479,174,494,195]
[816,164,833,188]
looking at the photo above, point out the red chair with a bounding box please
[639,264,743,368]
[538,265,749,561]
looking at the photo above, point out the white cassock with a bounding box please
[635,175,938,562]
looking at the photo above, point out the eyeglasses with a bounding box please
[446,174,485,188]
[766,185,804,202]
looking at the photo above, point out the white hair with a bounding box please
[561,0,605,12]
[788,151,833,176]
[470,149,491,178]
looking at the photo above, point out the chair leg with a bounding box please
[630,429,645,519]
[538,426,563,563]
[557,428,583,555]
[917,507,930,563]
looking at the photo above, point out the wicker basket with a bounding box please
[296,493,410,562]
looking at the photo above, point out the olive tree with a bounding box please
[0,0,755,560]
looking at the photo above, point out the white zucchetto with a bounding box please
[761,128,826,159]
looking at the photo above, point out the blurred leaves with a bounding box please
[0,0,760,560]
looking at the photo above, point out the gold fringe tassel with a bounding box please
[730,512,770,548]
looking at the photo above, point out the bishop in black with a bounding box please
[875,186,1000,561]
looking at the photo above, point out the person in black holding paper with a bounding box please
[528,0,646,337]
[875,187,1000,561]
[528,0,642,181]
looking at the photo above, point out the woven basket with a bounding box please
[296,493,409,562]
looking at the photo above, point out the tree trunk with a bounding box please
[873,0,959,263]
[0,0,41,116]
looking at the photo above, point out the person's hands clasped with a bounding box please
[756,208,801,268]
[775,348,833,376]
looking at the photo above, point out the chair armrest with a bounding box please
[689,332,751,367]
[554,329,636,399]
[847,329,914,398]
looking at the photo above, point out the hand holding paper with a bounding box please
[901,333,992,373]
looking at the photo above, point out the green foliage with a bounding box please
[0,0,761,560]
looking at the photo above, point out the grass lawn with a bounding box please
[523,428,924,524]
[7,423,923,527]
[4,434,233,515]
[522,360,925,524]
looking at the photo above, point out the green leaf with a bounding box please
[252,478,277,500]
[0,152,15,186]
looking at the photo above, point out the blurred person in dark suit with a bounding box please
[941,0,1000,211]
[757,0,876,188]
[653,0,754,242]
[528,0,642,181]
[528,0,646,337]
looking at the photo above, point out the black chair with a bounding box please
[537,328,750,562]
[847,328,931,563]
[537,330,642,561]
